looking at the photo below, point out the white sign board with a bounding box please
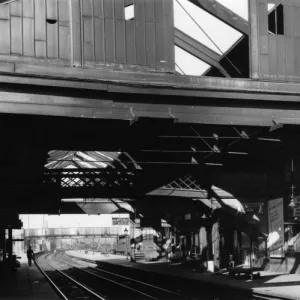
[268,198,284,257]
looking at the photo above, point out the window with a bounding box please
[125,4,134,21]
[268,4,284,35]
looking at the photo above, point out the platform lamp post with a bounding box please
[124,227,129,260]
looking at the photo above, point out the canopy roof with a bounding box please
[46,150,140,170]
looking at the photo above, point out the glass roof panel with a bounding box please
[174,0,244,76]
[174,0,243,54]
[175,46,210,76]
[45,151,138,169]
[216,0,249,20]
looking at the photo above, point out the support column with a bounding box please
[0,227,5,277]
[205,224,213,271]
[8,226,12,262]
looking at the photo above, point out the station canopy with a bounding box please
[46,150,137,214]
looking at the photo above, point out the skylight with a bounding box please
[175,46,210,76]
[174,0,243,76]
[216,0,249,20]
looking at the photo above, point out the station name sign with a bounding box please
[112,218,129,225]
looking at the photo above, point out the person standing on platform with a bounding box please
[27,246,34,266]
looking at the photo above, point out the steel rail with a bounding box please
[54,254,158,300]
[37,253,106,300]
[35,254,68,300]
[62,252,195,300]
[62,252,294,300]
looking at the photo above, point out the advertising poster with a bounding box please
[267,198,284,257]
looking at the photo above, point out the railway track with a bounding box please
[59,251,296,300]
[55,251,195,300]
[35,253,105,300]
[37,252,198,300]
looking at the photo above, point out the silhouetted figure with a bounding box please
[27,246,34,266]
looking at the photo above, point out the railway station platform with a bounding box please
[66,250,300,300]
[0,255,60,300]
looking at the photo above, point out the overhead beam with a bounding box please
[1,90,300,126]
[3,62,300,97]
[188,0,249,35]
[174,28,230,77]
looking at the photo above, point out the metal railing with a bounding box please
[24,227,122,238]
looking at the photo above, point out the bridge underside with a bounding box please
[0,108,296,218]
[0,0,298,222]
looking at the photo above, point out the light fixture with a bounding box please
[270,119,283,132]
[124,227,128,234]
[205,162,223,166]
[191,157,198,164]
[228,152,248,155]
[213,145,220,153]
[257,138,281,142]
[233,127,249,139]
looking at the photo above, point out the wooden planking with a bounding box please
[155,21,164,67]
[94,16,105,62]
[284,4,294,37]
[71,0,81,65]
[114,0,124,20]
[23,17,34,56]
[249,0,259,78]
[82,0,94,63]
[103,0,113,18]
[293,6,300,38]
[258,1,268,55]
[47,0,57,19]
[82,0,93,16]
[268,35,277,78]
[83,16,94,62]
[58,25,70,60]
[294,37,300,76]
[145,22,155,66]
[163,0,174,70]
[125,20,136,64]
[251,0,300,82]
[0,0,174,71]
[135,0,145,22]
[93,0,103,17]
[115,19,126,64]
[0,2,9,19]
[104,17,115,63]
[135,20,146,65]
[10,0,21,16]
[285,36,294,79]
[154,0,163,23]
[145,0,155,22]
[34,0,46,41]
[277,35,286,78]
[47,21,58,58]
[47,0,58,59]
[58,0,70,61]
[22,0,34,18]
[0,19,10,54]
[11,16,22,55]
[0,4,10,55]
[35,41,46,58]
